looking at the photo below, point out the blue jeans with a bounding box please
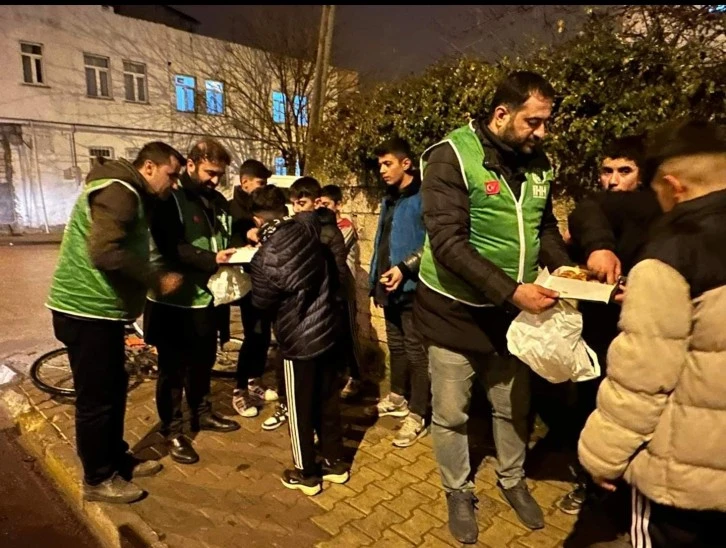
[428,345,530,491]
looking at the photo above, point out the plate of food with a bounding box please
[540,266,618,303]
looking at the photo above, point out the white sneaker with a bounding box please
[341,378,361,399]
[264,388,279,402]
[232,389,259,418]
[262,403,288,431]
[377,393,410,418]
[393,413,427,447]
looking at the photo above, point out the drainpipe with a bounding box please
[29,121,50,233]
[69,124,79,184]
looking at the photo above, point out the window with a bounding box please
[88,147,113,169]
[205,80,224,115]
[123,61,147,103]
[271,91,309,126]
[84,54,111,98]
[21,42,44,85]
[274,156,286,176]
[174,75,195,112]
[273,156,301,176]
[272,91,285,124]
[293,95,309,126]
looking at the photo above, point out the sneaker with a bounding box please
[280,468,322,496]
[232,389,260,418]
[83,473,145,504]
[556,484,587,515]
[341,377,361,399]
[446,491,479,544]
[322,459,350,484]
[393,413,427,448]
[220,339,242,352]
[247,381,267,403]
[377,393,410,418]
[262,403,288,431]
[264,388,279,402]
[500,480,544,530]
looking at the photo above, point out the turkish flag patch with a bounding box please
[485,180,500,195]
[193,215,202,223]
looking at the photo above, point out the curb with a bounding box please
[0,388,168,548]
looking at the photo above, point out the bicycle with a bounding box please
[31,324,241,398]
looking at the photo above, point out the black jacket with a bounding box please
[567,188,662,358]
[85,158,163,295]
[229,186,256,248]
[316,207,349,300]
[642,188,726,298]
[249,213,338,360]
[414,121,572,355]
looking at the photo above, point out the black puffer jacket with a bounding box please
[249,213,339,360]
[316,207,348,300]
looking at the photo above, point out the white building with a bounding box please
[0,5,337,231]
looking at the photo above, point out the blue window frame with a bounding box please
[175,75,195,112]
[274,156,286,176]
[205,80,224,115]
[272,91,309,126]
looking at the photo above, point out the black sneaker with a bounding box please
[322,459,350,484]
[500,480,544,530]
[446,491,479,544]
[556,484,587,515]
[280,468,322,496]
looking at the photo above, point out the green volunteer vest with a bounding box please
[148,184,231,308]
[46,178,149,320]
[419,122,552,306]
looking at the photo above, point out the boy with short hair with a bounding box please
[320,184,363,398]
[249,185,349,495]
[262,177,349,431]
[578,119,726,547]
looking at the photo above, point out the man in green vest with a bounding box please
[46,142,185,504]
[414,71,572,543]
[144,138,240,465]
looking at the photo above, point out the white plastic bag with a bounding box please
[207,265,252,306]
[506,271,600,384]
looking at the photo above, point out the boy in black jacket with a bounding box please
[249,185,349,495]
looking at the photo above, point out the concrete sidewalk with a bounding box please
[0,356,625,548]
[0,231,63,246]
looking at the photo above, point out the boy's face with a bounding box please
[291,196,318,213]
[600,157,641,192]
[318,196,340,213]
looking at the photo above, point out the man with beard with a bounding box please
[414,71,572,543]
[46,142,184,503]
[144,138,240,465]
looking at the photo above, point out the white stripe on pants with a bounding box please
[284,359,303,469]
[631,487,652,548]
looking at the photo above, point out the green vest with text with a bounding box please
[148,185,231,308]
[46,179,149,320]
[418,123,552,306]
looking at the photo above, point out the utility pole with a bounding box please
[305,4,336,175]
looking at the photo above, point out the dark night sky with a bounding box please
[169,5,594,82]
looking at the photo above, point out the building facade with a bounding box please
[0,5,337,231]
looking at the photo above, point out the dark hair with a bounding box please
[642,119,726,186]
[239,159,272,180]
[187,138,231,166]
[289,176,322,200]
[250,184,288,218]
[132,141,185,169]
[488,71,556,122]
[374,136,413,162]
[321,184,343,204]
[602,134,646,172]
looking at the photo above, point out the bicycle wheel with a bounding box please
[30,348,76,398]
